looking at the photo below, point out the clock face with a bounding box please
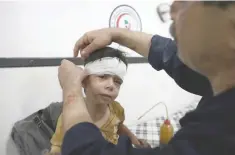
[109,5,142,32]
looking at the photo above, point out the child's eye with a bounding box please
[99,75,105,79]
[115,79,123,85]
[115,81,121,85]
[99,74,108,79]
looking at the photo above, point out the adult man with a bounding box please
[59,1,235,155]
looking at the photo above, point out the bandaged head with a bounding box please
[84,57,127,80]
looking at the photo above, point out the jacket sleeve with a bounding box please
[148,35,212,96]
[62,123,177,155]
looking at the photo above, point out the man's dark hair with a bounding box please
[203,1,235,9]
[84,47,128,66]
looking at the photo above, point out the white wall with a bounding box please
[0,1,201,154]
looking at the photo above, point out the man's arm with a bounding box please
[114,29,212,96]
[62,123,176,155]
[111,28,153,57]
[148,35,212,96]
[74,28,153,58]
[113,29,212,96]
[75,28,212,96]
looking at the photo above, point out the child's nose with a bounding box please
[105,78,115,90]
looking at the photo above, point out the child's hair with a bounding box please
[84,47,128,67]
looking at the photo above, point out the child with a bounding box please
[50,47,150,154]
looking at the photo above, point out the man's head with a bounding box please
[82,47,127,105]
[170,1,235,78]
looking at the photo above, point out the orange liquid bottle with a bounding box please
[160,119,174,148]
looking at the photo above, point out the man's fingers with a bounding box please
[77,67,89,81]
[74,30,112,58]
[73,34,88,57]
[61,59,69,65]
[81,39,103,59]
[74,33,92,57]
[73,37,83,57]
[61,59,73,65]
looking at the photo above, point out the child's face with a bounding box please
[83,74,123,105]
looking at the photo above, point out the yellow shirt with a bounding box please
[50,101,125,153]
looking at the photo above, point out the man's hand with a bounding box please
[73,28,153,59]
[58,59,87,91]
[58,59,91,133]
[74,28,113,58]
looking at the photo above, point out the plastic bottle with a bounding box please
[159,119,174,148]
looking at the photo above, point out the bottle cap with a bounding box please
[164,119,170,125]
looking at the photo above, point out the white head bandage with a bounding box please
[84,57,127,80]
